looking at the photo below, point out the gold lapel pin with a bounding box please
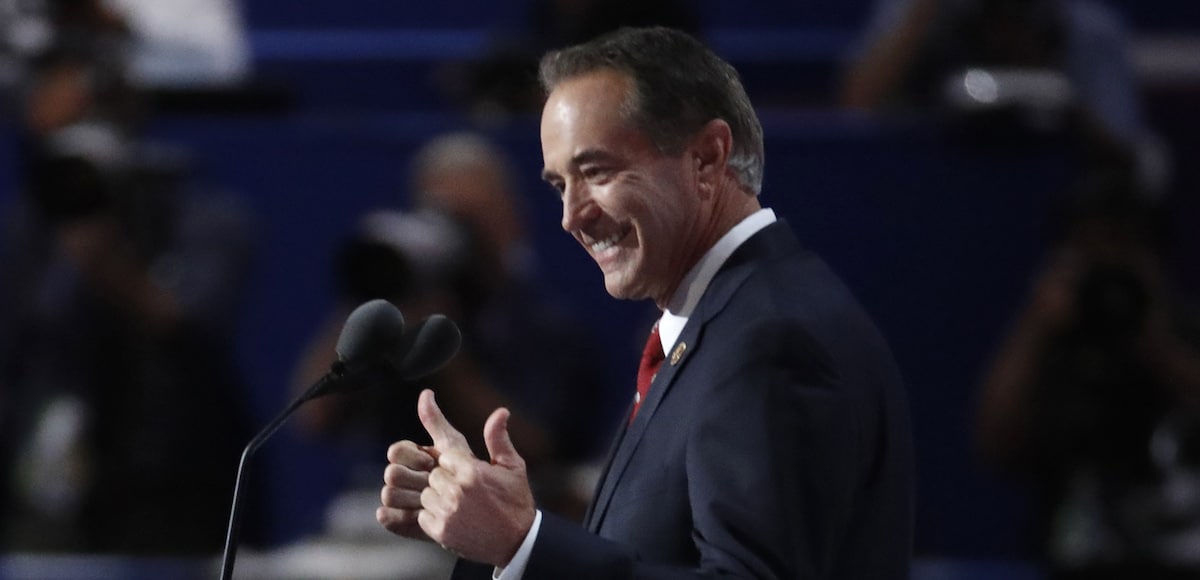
[670,342,687,366]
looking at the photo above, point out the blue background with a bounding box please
[2,0,1198,566]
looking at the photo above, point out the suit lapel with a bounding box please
[584,222,802,533]
[586,317,704,533]
[583,408,630,530]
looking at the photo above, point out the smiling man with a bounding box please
[541,65,756,309]
[378,27,914,579]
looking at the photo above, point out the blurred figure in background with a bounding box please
[292,132,615,529]
[103,0,250,88]
[840,0,1143,149]
[17,0,139,135]
[0,118,257,556]
[0,0,257,554]
[976,164,1200,579]
[1,0,51,114]
[2,0,249,117]
[444,0,700,119]
[291,208,478,446]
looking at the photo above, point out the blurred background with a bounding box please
[1,0,1198,578]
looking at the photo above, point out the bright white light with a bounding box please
[963,69,999,104]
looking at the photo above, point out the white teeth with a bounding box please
[590,232,623,253]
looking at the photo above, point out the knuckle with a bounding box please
[386,440,411,462]
[444,484,464,508]
[419,511,445,540]
[420,486,437,509]
[459,464,479,486]
[428,466,446,488]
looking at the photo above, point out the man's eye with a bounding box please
[582,167,610,181]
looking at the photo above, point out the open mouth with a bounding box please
[588,225,632,254]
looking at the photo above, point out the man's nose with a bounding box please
[560,182,597,232]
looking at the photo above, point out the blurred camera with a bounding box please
[334,209,481,307]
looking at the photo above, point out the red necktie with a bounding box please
[631,323,665,422]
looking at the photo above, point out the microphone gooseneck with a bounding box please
[218,300,458,580]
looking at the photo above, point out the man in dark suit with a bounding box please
[377,26,914,579]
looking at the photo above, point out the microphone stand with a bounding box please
[214,308,458,579]
[218,371,337,580]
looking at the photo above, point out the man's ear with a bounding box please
[692,119,733,199]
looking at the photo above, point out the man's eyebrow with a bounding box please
[542,149,615,182]
[571,149,614,167]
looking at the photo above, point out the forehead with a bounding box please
[540,70,651,169]
[542,70,634,134]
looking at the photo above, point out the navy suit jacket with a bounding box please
[455,222,913,579]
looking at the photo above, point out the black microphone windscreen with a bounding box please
[400,314,462,380]
[335,299,406,364]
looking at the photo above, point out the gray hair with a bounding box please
[539,27,765,195]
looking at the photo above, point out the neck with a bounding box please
[653,185,761,309]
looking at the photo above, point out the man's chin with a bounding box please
[603,277,638,302]
[603,275,656,304]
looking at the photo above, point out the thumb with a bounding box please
[483,407,522,468]
[417,389,471,453]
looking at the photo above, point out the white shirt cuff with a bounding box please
[493,510,542,580]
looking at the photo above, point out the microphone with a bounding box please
[398,313,462,381]
[300,303,463,402]
[219,300,461,580]
[336,298,409,364]
[300,299,407,401]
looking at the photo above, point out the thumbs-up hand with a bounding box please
[378,389,535,567]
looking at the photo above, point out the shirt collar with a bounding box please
[657,208,777,351]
